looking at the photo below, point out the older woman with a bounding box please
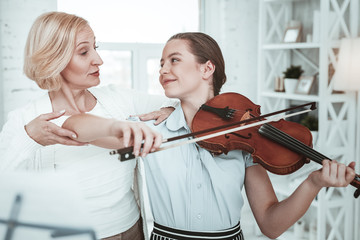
[0,11,176,240]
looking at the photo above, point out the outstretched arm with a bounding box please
[26,110,86,146]
[245,160,355,239]
[62,113,162,157]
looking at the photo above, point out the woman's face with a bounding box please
[61,25,103,90]
[159,39,206,100]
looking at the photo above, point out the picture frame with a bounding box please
[283,26,302,43]
[295,76,315,94]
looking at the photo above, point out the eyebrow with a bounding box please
[76,37,96,47]
[76,41,90,47]
[160,52,182,62]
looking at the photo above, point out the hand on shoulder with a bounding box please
[137,107,175,125]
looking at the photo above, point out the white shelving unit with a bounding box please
[257,0,359,239]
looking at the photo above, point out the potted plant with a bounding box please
[283,65,304,93]
[300,115,318,146]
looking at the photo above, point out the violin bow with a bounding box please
[110,102,316,161]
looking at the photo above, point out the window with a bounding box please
[97,50,132,89]
[58,0,199,94]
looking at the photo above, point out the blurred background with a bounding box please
[1,1,359,239]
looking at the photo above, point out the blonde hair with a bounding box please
[23,12,89,91]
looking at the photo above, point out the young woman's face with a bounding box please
[159,39,205,99]
[61,25,103,90]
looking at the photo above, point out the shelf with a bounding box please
[277,230,310,240]
[261,91,320,102]
[262,42,321,50]
[258,0,358,239]
[264,0,304,3]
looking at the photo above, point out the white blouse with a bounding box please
[0,84,179,239]
[47,103,139,238]
[143,105,256,231]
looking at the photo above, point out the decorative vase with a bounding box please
[294,220,305,239]
[311,131,318,148]
[274,77,285,92]
[284,78,298,93]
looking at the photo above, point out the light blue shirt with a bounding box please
[143,105,256,231]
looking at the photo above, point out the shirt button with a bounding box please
[197,214,202,219]
[197,183,202,189]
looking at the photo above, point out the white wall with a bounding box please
[202,0,259,103]
[0,2,3,127]
[0,0,56,127]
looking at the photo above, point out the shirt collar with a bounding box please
[165,105,190,132]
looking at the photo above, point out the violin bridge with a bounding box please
[239,111,251,126]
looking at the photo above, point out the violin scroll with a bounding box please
[352,175,360,198]
[354,188,360,198]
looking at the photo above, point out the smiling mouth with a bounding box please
[163,79,176,85]
[90,71,100,76]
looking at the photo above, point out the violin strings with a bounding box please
[263,124,327,164]
[229,108,327,164]
[260,124,320,158]
[260,124,327,164]
[258,124,320,162]
[264,126,360,181]
[259,124,328,165]
[267,124,329,162]
[259,125,323,165]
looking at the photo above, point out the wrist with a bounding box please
[24,124,40,144]
[109,120,124,137]
[305,172,323,192]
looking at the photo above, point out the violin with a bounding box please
[110,92,360,198]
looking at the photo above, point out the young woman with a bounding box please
[63,32,356,240]
[0,11,177,240]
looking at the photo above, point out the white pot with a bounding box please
[294,220,305,239]
[284,78,298,93]
[311,131,318,148]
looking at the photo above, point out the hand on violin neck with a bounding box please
[308,159,356,189]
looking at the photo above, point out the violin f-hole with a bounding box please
[225,132,252,139]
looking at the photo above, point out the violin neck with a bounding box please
[258,123,328,165]
[259,123,360,198]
